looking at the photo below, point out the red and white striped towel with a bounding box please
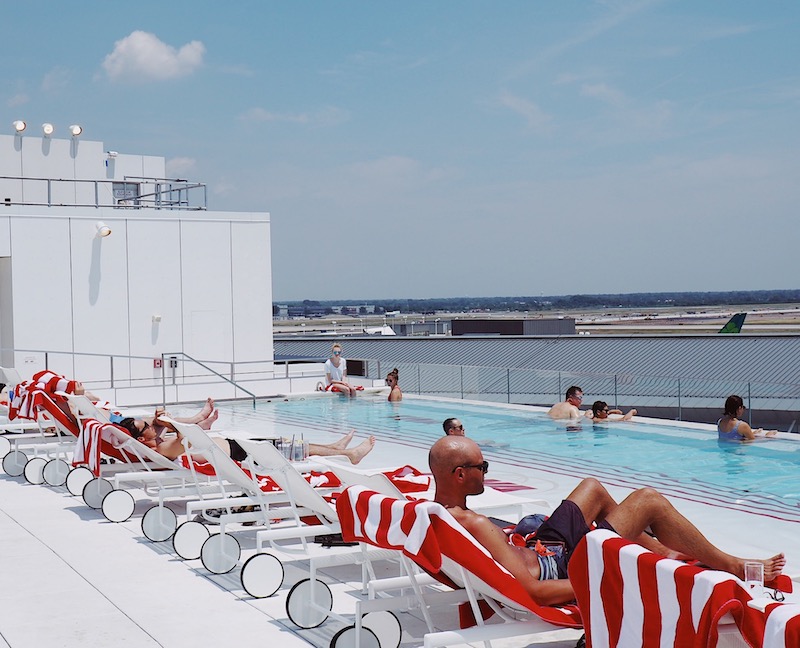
[335,485,582,628]
[9,387,79,437]
[72,418,118,477]
[762,602,800,648]
[568,529,764,647]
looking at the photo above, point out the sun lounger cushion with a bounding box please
[336,485,582,628]
[568,528,766,647]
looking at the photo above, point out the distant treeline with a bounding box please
[276,290,800,316]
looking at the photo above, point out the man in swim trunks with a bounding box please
[430,436,785,606]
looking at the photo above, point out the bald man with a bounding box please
[429,436,785,606]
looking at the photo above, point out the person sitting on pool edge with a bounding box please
[588,400,637,422]
[717,394,777,441]
[547,386,586,420]
[323,343,358,397]
[429,435,785,606]
[118,414,376,465]
[386,368,402,402]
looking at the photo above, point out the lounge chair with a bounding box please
[567,528,769,647]
[335,485,583,648]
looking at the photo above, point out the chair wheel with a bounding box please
[3,449,28,477]
[83,477,113,509]
[42,458,70,487]
[173,521,210,560]
[240,552,284,598]
[23,456,47,484]
[102,489,135,523]
[141,505,178,542]
[65,466,93,496]
[200,533,240,574]
[329,625,380,648]
[286,578,333,629]
[362,611,402,648]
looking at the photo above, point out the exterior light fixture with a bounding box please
[95,221,112,238]
[42,123,55,137]
[12,120,26,133]
[69,124,83,137]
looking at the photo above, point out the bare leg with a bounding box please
[308,436,375,465]
[197,409,219,430]
[168,397,216,425]
[330,430,355,450]
[606,488,785,580]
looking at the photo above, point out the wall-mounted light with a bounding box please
[95,221,112,238]
[106,150,118,158]
[152,315,162,323]
[12,120,26,134]
[42,123,55,137]
[69,124,83,137]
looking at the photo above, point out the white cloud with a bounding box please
[239,105,348,127]
[102,31,205,82]
[166,157,196,177]
[7,93,29,108]
[581,82,627,107]
[498,92,553,133]
[41,67,71,93]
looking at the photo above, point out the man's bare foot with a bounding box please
[731,554,786,581]
[345,436,376,465]
[198,409,219,430]
[331,430,355,450]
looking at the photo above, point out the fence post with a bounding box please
[417,364,421,395]
[558,372,562,403]
[460,366,464,400]
[45,351,49,370]
[747,382,752,426]
[677,378,682,421]
[507,368,511,404]
[110,356,114,389]
[614,374,618,409]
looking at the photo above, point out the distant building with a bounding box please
[451,318,576,336]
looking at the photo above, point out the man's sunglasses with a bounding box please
[452,460,489,474]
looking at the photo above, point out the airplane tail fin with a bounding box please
[719,312,747,334]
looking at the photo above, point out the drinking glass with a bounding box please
[744,562,764,598]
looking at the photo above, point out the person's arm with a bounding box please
[341,358,347,381]
[455,510,576,606]
[736,421,757,441]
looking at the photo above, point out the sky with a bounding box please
[4,1,799,301]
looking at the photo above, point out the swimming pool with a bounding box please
[225,395,800,523]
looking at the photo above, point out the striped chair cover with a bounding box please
[762,602,800,648]
[335,484,582,629]
[568,529,766,647]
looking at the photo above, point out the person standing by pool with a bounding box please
[548,386,586,419]
[717,395,777,441]
[430,436,786,606]
[324,343,358,397]
[386,368,402,402]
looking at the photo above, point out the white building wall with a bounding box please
[0,132,273,402]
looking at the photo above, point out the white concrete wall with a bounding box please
[0,132,273,400]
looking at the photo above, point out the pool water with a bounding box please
[226,395,800,523]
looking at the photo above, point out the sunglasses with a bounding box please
[333,351,341,355]
[452,460,489,474]
[449,423,464,431]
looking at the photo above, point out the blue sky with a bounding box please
[4,1,799,301]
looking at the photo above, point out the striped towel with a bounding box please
[762,602,800,648]
[10,387,79,437]
[72,418,114,477]
[568,529,764,647]
[336,485,582,628]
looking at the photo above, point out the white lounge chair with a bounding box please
[335,485,583,648]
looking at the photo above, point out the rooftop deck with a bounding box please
[1,396,796,647]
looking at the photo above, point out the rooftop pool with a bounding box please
[222,394,800,523]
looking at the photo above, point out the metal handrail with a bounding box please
[160,352,257,409]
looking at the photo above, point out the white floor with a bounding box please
[1,399,796,648]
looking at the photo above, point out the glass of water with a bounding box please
[744,562,764,598]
